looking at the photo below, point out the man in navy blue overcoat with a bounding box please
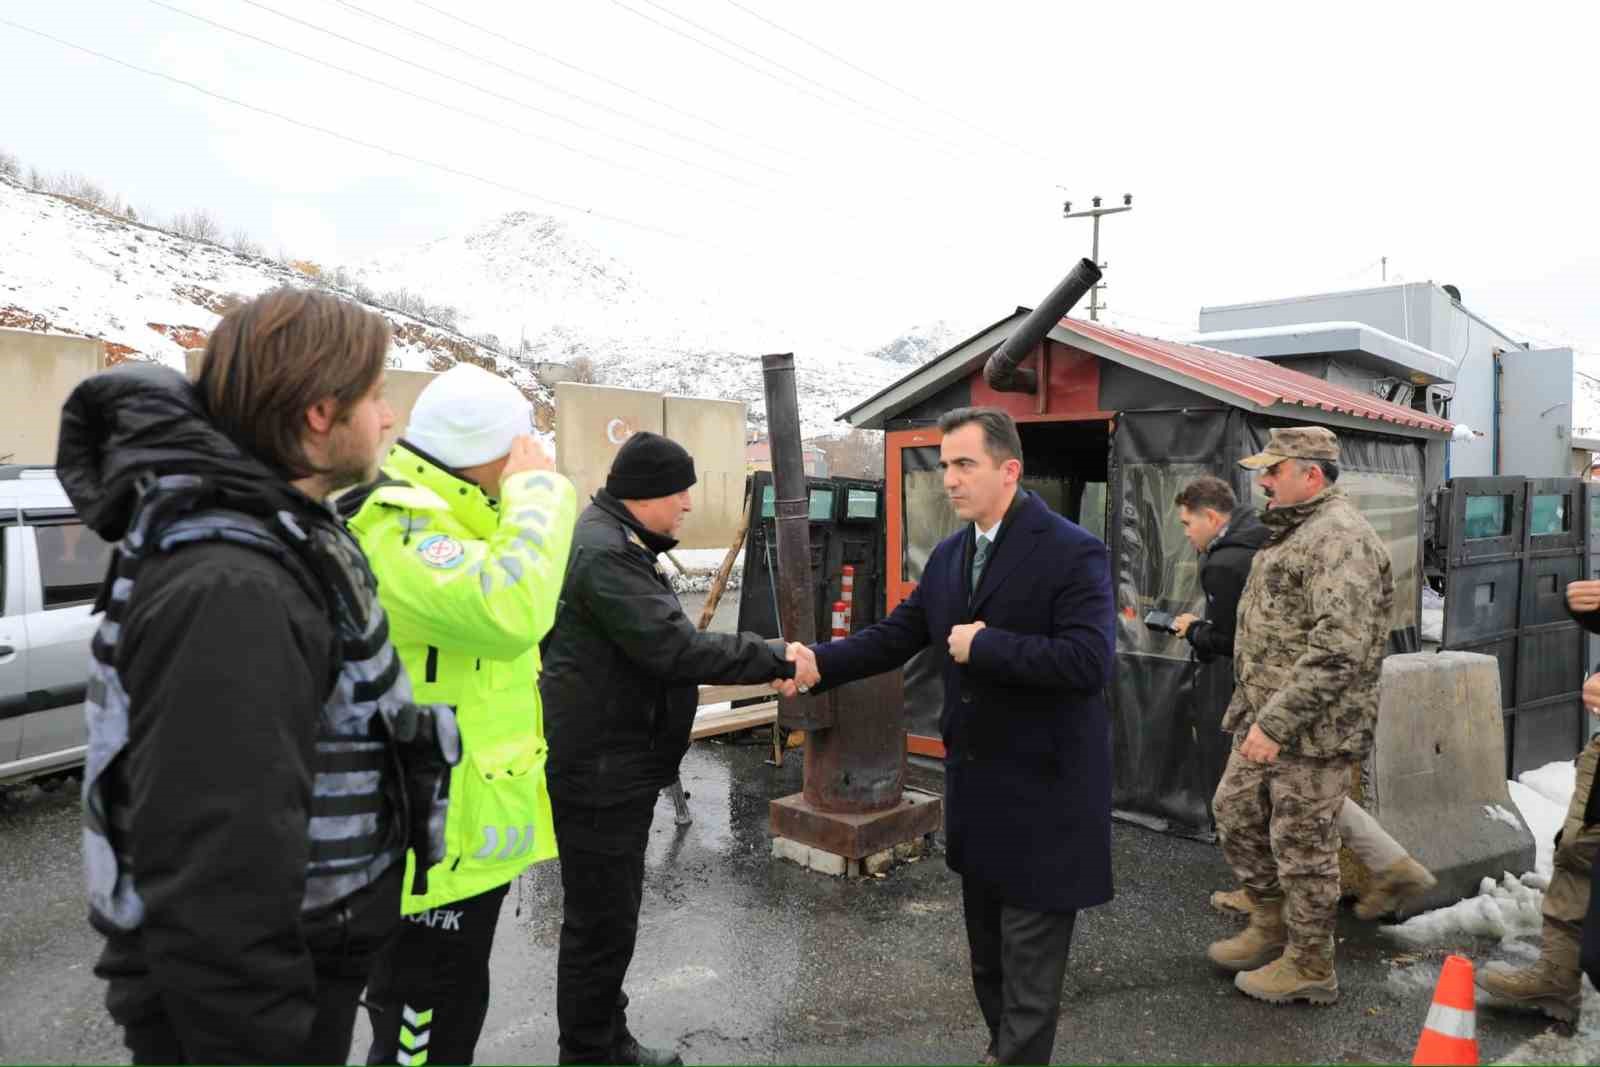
[788,406,1115,1065]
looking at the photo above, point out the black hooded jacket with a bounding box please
[1185,506,1269,663]
[57,364,401,1063]
[540,489,792,805]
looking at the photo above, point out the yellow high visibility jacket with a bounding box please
[346,442,576,913]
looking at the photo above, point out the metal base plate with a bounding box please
[768,788,942,859]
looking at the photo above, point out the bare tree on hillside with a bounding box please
[0,150,19,180]
[56,172,109,208]
[229,228,262,256]
[570,355,598,384]
[171,209,221,242]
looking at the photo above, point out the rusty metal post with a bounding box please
[761,353,834,731]
[762,354,941,860]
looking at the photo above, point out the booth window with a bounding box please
[1464,495,1512,540]
[761,484,836,521]
[902,445,961,584]
[845,489,878,521]
[1529,493,1571,536]
[1337,469,1422,634]
[1117,461,1209,661]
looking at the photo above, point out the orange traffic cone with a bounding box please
[1412,954,1478,1065]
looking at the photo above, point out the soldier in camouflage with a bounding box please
[1208,426,1394,1006]
[1474,577,1600,1025]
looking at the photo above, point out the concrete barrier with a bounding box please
[1,328,105,464]
[1366,651,1535,911]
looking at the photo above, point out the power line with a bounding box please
[0,12,962,314]
[231,0,759,188]
[716,0,1058,169]
[401,0,794,163]
[147,0,988,257]
[327,0,783,177]
[0,14,706,245]
[603,0,981,166]
[143,0,767,212]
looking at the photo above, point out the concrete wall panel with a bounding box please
[555,382,665,522]
[0,328,105,464]
[665,395,747,550]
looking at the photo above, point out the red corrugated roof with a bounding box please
[1059,317,1454,433]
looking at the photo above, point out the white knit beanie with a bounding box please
[404,364,532,469]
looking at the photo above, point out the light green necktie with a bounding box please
[970,535,992,595]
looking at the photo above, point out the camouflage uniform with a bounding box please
[1214,427,1394,972]
[1545,739,1600,967]
[1476,734,1600,1021]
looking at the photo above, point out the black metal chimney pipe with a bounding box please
[760,352,833,731]
[983,258,1102,393]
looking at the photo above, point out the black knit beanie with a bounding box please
[605,431,697,499]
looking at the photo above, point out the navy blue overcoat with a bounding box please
[813,489,1115,913]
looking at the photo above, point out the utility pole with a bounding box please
[1381,256,1387,283]
[1063,193,1133,320]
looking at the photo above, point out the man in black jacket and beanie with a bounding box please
[55,288,458,1064]
[540,431,798,1065]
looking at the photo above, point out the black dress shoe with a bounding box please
[612,1035,684,1066]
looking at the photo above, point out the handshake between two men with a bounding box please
[767,621,989,700]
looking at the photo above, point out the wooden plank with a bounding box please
[697,682,774,706]
[691,700,777,741]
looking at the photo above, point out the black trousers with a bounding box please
[961,876,1078,1066]
[551,791,658,1064]
[365,882,510,1066]
[118,972,366,1065]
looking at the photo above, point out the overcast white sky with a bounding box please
[3,0,1598,353]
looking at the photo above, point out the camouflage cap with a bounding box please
[1238,426,1340,470]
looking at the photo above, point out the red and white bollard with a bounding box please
[841,565,855,613]
[831,600,849,640]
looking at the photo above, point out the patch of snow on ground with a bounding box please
[1521,760,1578,811]
[1382,760,1575,949]
[1383,872,1546,948]
[1507,781,1566,882]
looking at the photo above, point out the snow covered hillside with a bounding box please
[0,175,543,398]
[352,211,920,438]
[0,176,931,440]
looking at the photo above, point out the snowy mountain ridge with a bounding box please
[0,176,934,440]
[0,174,542,396]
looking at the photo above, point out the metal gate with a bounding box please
[1439,476,1587,776]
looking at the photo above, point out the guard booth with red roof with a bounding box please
[837,310,1453,836]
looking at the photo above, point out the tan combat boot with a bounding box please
[1207,896,1286,972]
[1235,944,1339,1005]
[1355,857,1438,919]
[1210,888,1251,916]
[1476,940,1582,1025]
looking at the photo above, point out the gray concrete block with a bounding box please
[807,848,847,876]
[1370,651,1536,913]
[771,836,812,868]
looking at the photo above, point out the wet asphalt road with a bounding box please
[0,743,1572,1066]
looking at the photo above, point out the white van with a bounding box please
[0,465,109,785]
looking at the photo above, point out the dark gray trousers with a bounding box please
[962,876,1078,1066]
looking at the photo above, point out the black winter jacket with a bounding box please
[1185,507,1269,664]
[57,364,403,1063]
[540,490,792,804]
